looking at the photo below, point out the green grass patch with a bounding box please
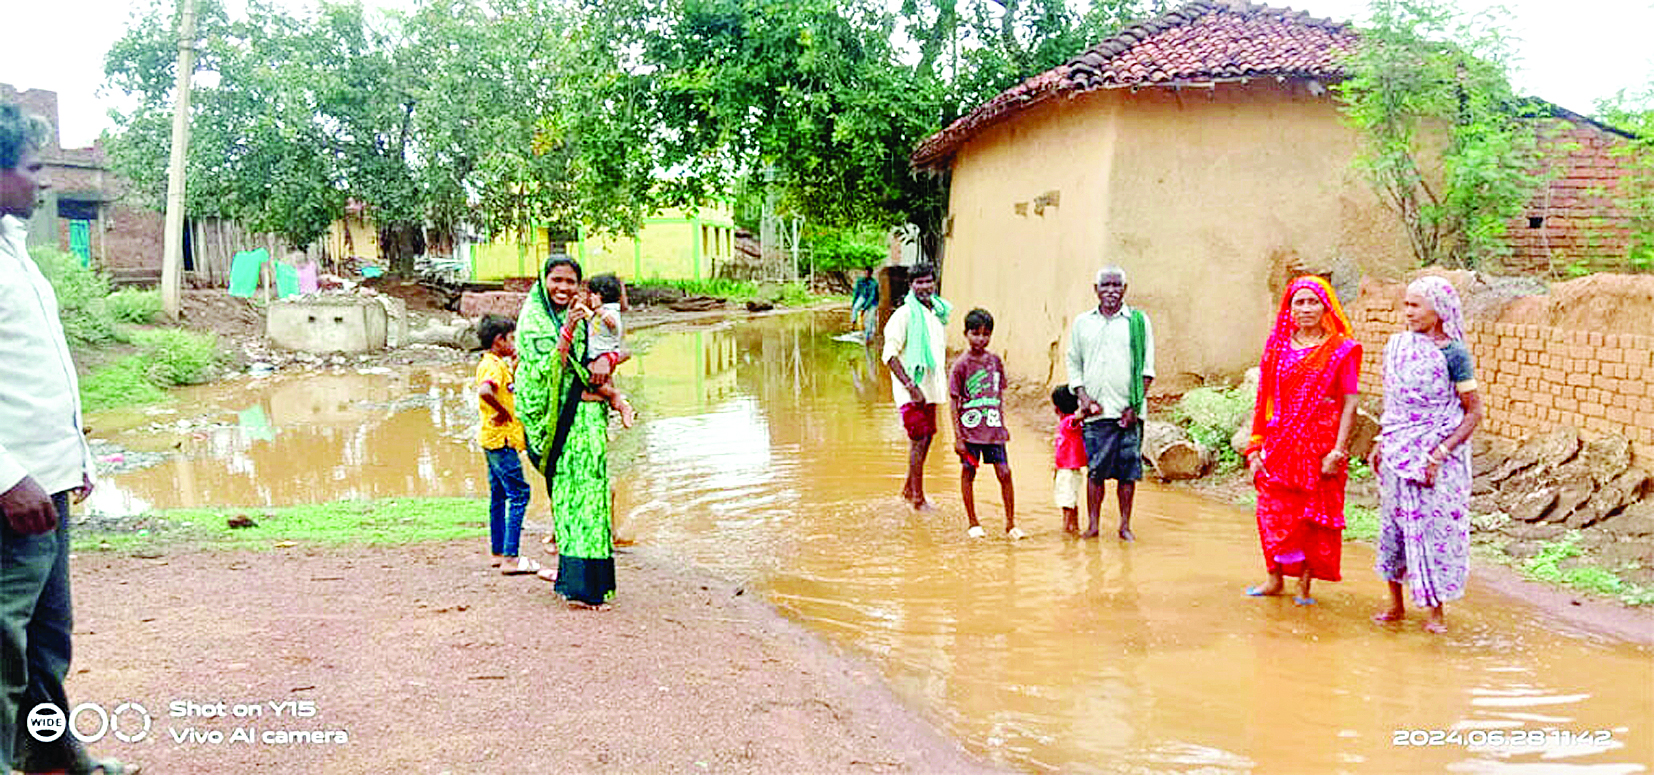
[80,357,169,413]
[775,282,817,307]
[106,288,162,324]
[1344,506,1380,542]
[1560,566,1625,596]
[646,278,759,300]
[1522,531,1583,583]
[638,278,829,307]
[34,247,119,347]
[73,498,489,552]
[129,327,219,385]
[1514,530,1653,604]
[1620,586,1654,606]
[1164,387,1248,475]
[79,328,220,412]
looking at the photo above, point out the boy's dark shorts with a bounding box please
[1082,419,1143,483]
[900,402,937,440]
[958,442,1007,468]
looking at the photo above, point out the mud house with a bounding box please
[910,0,1641,386]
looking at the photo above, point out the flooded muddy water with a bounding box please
[92,312,1653,773]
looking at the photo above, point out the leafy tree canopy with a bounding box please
[102,0,1149,262]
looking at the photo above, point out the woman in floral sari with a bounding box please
[516,257,615,607]
[1244,276,1361,605]
[1370,276,1483,633]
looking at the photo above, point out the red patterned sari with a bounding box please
[1246,277,1361,582]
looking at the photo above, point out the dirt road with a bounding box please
[62,541,1003,774]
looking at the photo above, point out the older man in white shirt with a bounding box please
[1066,265,1155,541]
[0,104,134,775]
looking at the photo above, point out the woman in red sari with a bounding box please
[1243,276,1361,605]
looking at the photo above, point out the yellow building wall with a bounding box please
[578,205,738,281]
[939,81,1412,388]
[326,213,382,264]
[469,205,738,282]
[471,228,563,282]
[625,327,740,411]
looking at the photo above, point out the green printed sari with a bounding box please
[516,281,614,605]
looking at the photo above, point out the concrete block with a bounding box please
[267,297,387,353]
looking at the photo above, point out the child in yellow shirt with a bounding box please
[476,314,537,575]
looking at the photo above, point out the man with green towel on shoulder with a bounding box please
[882,264,951,511]
[1066,265,1154,541]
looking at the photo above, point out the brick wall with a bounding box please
[1506,120,1638,274]
[1353,294,1654,464]
[5,83,167,272]
[0,84,61,152]
[102,202,166,272]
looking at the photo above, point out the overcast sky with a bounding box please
[3,0,1650,148]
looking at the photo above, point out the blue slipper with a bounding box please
[1244,586,1278,597]
[1294,596,1317,606]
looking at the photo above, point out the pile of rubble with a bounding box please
[1472,426,1653,582]
[1472,425,1650,529]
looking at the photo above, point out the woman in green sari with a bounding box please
[516,257,615,606]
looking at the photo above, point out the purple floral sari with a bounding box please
[1375,277,1472,608]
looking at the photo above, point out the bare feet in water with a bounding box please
[1246,578,1285,597]
[1372,607,1405,623]
[1117,525,1135,542]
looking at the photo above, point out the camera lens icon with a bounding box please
[26,703,66,743]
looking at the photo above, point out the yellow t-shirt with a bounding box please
[476,353,526,450]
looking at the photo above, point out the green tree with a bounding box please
[106,1,355,250]
[103,0,599,270]
[571,0,1146,243]
[1594,86,1654,270]
[101,0,1152,267]
[1336,0,1549,268]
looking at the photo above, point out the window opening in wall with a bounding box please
[1528,216,1544,229]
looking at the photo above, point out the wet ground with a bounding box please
[89,312,1653,774]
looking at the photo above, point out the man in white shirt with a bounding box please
[0,103,135,775]
[1066,266,1155,541]
[882,264,951,511]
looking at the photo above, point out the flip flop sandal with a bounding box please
[1294,596,1317,606]
[1244,586,1279,597]
[501,558,542,575]
[536,567,558,583]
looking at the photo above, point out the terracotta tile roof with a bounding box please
[911,1,1356,168]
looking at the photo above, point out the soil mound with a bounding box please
[1359,270,1654,337]
[178,289,264,338]
[1542,273,1654,336]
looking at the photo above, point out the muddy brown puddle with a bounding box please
[90,312,1653,773]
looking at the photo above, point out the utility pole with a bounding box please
[160,0,199,321]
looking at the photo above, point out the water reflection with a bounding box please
[91,368,494,517]
[92,312,1653,773]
